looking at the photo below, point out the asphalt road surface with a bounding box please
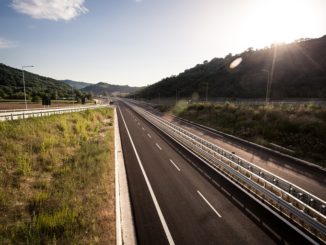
[117,101,316,245]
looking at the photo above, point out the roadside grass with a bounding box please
[163,102,326,167]
[0,108,115,244]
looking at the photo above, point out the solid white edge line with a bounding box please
[115,108,122,245]
[169,159,181,172]
[118,106,175,245]
[156,143,162,150]
[115,107,136,245]
[197,190,222,218]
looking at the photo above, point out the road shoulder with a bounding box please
[115,107,136,245]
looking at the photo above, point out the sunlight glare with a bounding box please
[245,0,317,48]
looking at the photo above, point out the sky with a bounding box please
[0,0,325,86]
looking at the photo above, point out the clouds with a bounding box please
[11,0,88,21]
[0,38,17,49]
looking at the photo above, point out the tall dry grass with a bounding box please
[0,108,115,244]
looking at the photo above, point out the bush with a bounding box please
[31,95,41,103]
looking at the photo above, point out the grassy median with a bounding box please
[0,108,115,244]
[157,101,326,167]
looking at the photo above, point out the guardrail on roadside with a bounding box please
[0,105,110,121]
[127,102,326,243]
[0,105,88,113]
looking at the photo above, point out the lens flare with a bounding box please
[229,57,242,69]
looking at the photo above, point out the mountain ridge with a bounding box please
[132,35,326,100]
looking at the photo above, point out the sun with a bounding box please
[245,0,318,48]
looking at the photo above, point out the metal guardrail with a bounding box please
[127,102,326,243]
[0,106,86,113]
[0,105,110,121]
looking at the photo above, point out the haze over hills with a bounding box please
[61,80,92,90]
[132,36,326,100]
[81,82,142,96]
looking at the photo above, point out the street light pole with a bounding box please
[22,65,34,110]
[71,86,75,107]
[262,69,270,105]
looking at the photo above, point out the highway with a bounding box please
[116,101,316,245]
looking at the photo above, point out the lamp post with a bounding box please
[71,86,75,107]
[22,65,34,110]
[262,69,270,105]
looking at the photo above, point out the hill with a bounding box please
[133,36,326,100]
[0,63,81,100]
[61,79,92,89]
[82,82,141,96]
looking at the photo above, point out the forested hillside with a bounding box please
[0,63,91,100]
[134,36,326,100]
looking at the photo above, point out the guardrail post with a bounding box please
[321,205,326,214]
[309,198,314,207]
[273,178,278,186]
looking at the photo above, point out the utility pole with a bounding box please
[71,86,75,107]
[175,89,177,105]
[262,69,270,105]
[22,65,34,110]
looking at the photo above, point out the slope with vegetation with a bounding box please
[134,35,326,100]
[0,108,115,244]
[0,63,91,101]
[159,101,326,167]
